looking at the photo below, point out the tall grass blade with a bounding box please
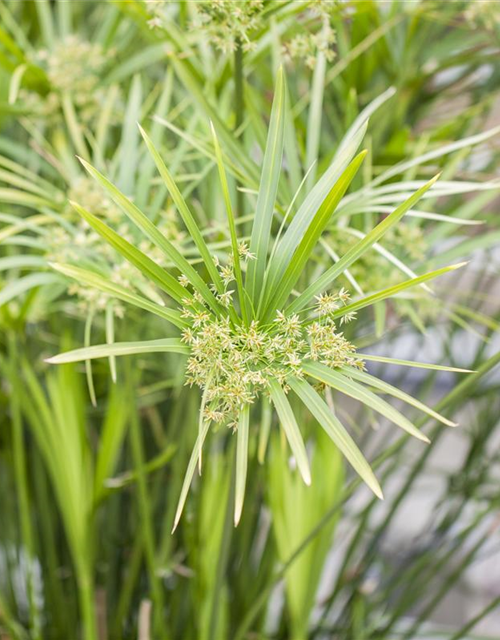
[288,174,441,313]
[234,405,250,526]
[269,379,311,486]
[246,67,286,306]
[289,377,383,499]
[302,362,430,442]
[46,338,189,364]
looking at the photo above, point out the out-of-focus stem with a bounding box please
[234,42,244,218]
[8,335,42,640]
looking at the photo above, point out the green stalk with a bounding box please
[402,513,495,640]
[449,594,500,640]
[234,41,244,218]
[380,505,492,638]
[7,336,41,640]
[333,345,498,629]
[208,439,236,640]
[128,370,168,640]
[234,350,500,639]
[77,565,98,640]
[32,454,70,635]
[112,536,143,637]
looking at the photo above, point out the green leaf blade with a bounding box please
[327,263,467,321]
[45,338,189,365]
[287,173,441,314]
[246,67,286,306]
[234,405,250,526]
[138,124,225,293]
[263,150,367,317]
[289,377,383,499]
[70,201,188,305]
[172,418,212,533]
[269,379,311,486]
[302,362,429,443]
[77,156,222,315]
[49,263,186,328]
[343,366,457,427]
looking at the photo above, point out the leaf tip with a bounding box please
[234,505,242,527]
[48,261,63,273]
[209,119,218,142]
[171,511,181,533]
[301,465,312,486]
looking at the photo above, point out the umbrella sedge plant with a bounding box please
[46,69,465,530]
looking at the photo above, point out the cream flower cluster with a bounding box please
[22,36,111,124]
[180,270,362,426]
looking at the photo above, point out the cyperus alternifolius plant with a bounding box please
[46,69,465,529]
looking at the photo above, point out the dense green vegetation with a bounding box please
[0,2,499,639]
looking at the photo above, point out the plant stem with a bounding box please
[449,594,500,640]
[128,369,168,640]
[112,535,143,637]
[7,336,41,640]
[234,41,244,218]
[235,350,500,640]
[208,439,236,640]
[78,567,98,640]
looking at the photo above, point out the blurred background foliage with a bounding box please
[0,1,499,639]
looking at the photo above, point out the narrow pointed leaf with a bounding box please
[289,377,383,499]
[288,174,441,314]
[370,125,500,188]
[354,354,473,373]
[84,309,97,407]
[264,122,369,306]
[45,338,189,364]
[117,75,142,193]
[302,362,429,442]
[105,303,117,383]
[246,67,286,304]
[344,366,457,427]
[342,226,432,292]
[71,201,188,304]
[77,156,222,314]
[336,87,395,157]
[263,151,367,317]
[234,405,250,526]
[210,121,247,323]
[269,379,311,486]
[172,418,211,532]
[326,263,467,321]
[50,263,186,328]
[139,124,225,292]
